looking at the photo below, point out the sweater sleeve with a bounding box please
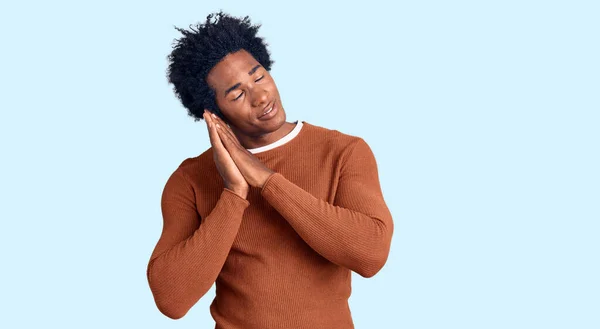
[260,138,394,278]
[146,169,250,319]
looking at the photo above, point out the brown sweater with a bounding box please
[146,121,394,328]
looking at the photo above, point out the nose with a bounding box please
[251,88,269,108]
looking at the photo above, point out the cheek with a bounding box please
[270,85,280,98]
[219,99,250,121]
[267,79,278,92]
[214,98,226,112]
[215,98,235,118]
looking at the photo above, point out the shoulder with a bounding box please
[302,121,365,154]
[166,148,218,188]
[302,122,379,170]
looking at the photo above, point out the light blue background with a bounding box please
[1,1,598,328]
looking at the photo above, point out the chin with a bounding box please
[272,108,286,128]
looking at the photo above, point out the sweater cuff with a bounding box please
[222,188,251,207]
[260,172,281,195]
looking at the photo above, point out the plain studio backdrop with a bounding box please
[0,1,598,328]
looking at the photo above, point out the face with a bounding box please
[206,49,286,139]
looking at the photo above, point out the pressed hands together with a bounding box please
[202,109,275,199]
[147,111,391,320]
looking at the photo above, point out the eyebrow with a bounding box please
[224,64,263,97]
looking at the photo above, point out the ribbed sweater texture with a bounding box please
[146,121,394,328]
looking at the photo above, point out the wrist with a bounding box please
[259,171,276,189]
[225,184,249,199]
[230,188,248,199]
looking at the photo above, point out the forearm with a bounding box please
[147,188,249,319]
[260,173,393,277]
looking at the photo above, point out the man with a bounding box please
[146,11,394,329]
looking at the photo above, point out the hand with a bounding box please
[203,110,249,198]
[208,112,275,189]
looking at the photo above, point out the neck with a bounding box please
[234,121,297,149]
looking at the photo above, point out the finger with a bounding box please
[215,122,236,152]
[215,122,246,154]
[205,111,226,150]
[215,125,253,168]
[203,110,213,129]
[216,126,255,163]
[215,122,252,156]
[210,114,253,157]
[203,111,215,142]
[211,113,233,135]
[212,114,245,149]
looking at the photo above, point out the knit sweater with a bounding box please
[146,120,394,329]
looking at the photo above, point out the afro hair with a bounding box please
[166,10,274,121]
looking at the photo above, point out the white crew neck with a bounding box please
[246,120,303,154]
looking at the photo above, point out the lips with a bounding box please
[259,101,275,118]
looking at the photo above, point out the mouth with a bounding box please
[258,101,276,118]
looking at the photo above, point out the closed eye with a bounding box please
[232,75,264,101]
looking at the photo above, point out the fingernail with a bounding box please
[212,113,217,119]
